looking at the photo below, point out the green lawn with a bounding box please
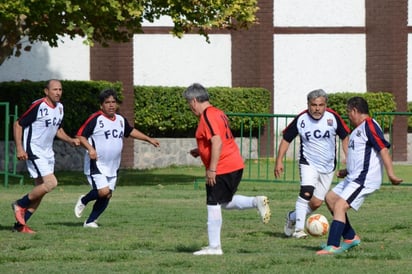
[0,166,411,273]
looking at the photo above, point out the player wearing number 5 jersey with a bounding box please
[74,89,160,228]
[184,83,271,256]
[275,89,350,239]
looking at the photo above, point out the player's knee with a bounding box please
[299,185,315,201]
[42,176,58,192]
[310,199,323,210]
[98,187,111,198]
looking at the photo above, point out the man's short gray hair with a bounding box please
[307,89,328,102]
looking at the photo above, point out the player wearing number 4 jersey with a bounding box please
[183,83,271,256]
[317,96,402,255]
[275,89,350,239]
[74,89,160,228]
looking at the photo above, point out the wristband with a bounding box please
[207,169,216,172]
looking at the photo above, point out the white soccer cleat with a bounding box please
[284,211,296,237]
[74,195,86,218]
[193,246,223,256]
[256,196,271,224]
[292,230,308,239]
[83,221,99,228]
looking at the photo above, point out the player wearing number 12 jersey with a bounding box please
[184,83,271,256]
[12,79,80,233]
[74,89,159,228]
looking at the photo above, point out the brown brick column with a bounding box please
[365,0,408,161]
[231,0,274,157]
[90,41,135,167]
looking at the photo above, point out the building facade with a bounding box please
[0,0,410,165]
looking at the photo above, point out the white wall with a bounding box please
[274,34,366,114]
[133,34,231,87]
[274,0,365,26]
[0,36,90,81]
[273,0,366,114]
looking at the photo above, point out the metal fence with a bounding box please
[0,102,24,186]
[200,112,407,186]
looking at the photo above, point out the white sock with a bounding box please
[207,205,222,248]
[295,197,309,231]
[222,195,254,210]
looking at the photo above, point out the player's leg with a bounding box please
[75,175,99,218]
[193,171,243,255]
[84,175,116,227]
[219,168,271,224]
[222,195,271,224]
[317,181,367,254]
[12,164,56,227]
[293,165,316,237]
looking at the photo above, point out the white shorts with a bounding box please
[300,164,334,201]
[87,174,117,191]
[27,157,54,178]
[332,180,378,211]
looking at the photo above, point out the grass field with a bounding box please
[0,166,411,273]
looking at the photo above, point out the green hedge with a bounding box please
[328,92,396,115]
[328,92,396,130]
[134,86,271,137]
[0,81,403,139]
[0,80,122,137]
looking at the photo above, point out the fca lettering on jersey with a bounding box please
[45,117,62,127]
[104,129,124,139]
[304,130,331,140]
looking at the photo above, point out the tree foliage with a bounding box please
[0,0,258,65]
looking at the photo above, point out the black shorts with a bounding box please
[206,169,243,205]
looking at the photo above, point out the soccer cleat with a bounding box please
[284,211,295,237]
[11,201,26,225]
[13,224,36,234]
[341,235,361,251]
[292,230,308,239]
[74,195,86,218]
[83,221,99,228]
[316,245,344,255]
[193,246,223,256]
[256,196,271,224]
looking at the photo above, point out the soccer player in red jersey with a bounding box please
[183,83,271,256]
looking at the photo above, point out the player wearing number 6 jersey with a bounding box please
[74,89,160,228]
[275,89,350,239]
[183,83,271,256]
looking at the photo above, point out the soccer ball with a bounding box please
[306,214,329,236]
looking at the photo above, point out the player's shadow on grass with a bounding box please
[0,224,14,231]
[44,222,84,227]
[54,171,202,186]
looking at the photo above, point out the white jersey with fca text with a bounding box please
[77,111,133,177]
[345,117,390,189]
[18,98,64,160]
[282,108,349,173]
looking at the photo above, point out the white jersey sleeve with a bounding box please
[18,98,64,160]
[283,109,349,173]
[77,111,133,177]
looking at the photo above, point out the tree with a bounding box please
[0,0,258,65]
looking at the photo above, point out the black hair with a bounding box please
[347,96,369,114]
[99,89,118,104]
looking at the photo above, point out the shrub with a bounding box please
[134,86,271,137]
[0,80,122,137]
